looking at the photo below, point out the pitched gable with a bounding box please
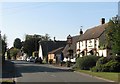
[63,35,79,57]
[48,47,64,54]
[79,23,108,41]
[39,41,66,57]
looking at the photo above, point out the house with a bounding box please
[38,40,66,63]
[63,35,80,62]
[76,18,112,57]
[48,47,64,63]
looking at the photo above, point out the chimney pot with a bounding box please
[54,37,56,41]
[101,18,105,24]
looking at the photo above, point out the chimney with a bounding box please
[54,37,56,41]
[101,18,105,25]
[80,29,83,35]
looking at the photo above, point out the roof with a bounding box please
[39,41,67,57]
[63,35,80,57]
[48,47,64,54]
[79,23,108,41]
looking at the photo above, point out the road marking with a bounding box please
[44,72,47,74]
[51,74,56,77]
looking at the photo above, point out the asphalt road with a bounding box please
[12,60,112,83]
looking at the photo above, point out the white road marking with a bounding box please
[51,74,56,77]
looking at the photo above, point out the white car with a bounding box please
[30,57,35,62]
[26,56,35,62]
[26,57,30,62]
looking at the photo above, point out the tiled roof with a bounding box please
[63,35,80,57]
[39,41,66,57]
[48,47,64,54]
[79,23,108,41]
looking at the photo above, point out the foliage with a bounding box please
[105,60,120,72]
[23,34,51,56]
[13,38,22,49]
[91,60,120,72]
[2,39,7,56]
[75,55,99,70]
[10,48,20,59]
[106,17,120,55]
[96,57,108,66]
[23,37,39,56]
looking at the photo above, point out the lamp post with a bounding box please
[67,34,72,67]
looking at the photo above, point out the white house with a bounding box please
[76,18,111,57]
[38,40,66,62]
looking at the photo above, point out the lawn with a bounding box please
[76,69,120,82]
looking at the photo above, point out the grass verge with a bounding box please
[74,69,119,82]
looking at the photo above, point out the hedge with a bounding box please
[74,55,99,70]
[91,60,120,72]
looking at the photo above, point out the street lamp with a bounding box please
[67,34,72,67]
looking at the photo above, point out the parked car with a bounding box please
[26,57,30,62]
[26,56,35,62]
[34,57,43,64]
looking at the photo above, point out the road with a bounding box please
[12,60,112,83]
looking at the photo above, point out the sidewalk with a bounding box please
[1,60,16,83]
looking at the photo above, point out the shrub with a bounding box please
[75,55,99,70]
[96,57,108,66]
[90,66,98,72]
[91,60,120,72]
[91,65,108,72]
[114,56,120,62]
[105,60,120,72]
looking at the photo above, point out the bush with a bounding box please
[105,60,120,72]
[114,56,120,62]
[90,66,98,72]
[91,60,120,72]
[75,55,99,70]
[96,57,108,66]
[91,65,108,72]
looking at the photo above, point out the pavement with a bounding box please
[1,60,16,83]
[49,63,74,72]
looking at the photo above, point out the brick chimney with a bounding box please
[101,18,105,25]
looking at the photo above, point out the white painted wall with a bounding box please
[99,49,107,57]
[96,38,99,50]
[76,42,80,54]
[87,39,95,51]
[63,57,76,62]
[80,40,86,52]
[38,44,43,60]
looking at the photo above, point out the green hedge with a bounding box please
[74,55,99,70]
[91,60,120,72]
[96,57,108,66]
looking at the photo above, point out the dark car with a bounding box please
[34,57,42,64]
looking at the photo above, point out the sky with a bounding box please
[0,1,119,48]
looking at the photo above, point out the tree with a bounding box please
[106,16,120,55]
[2,34,7,56]
[42,34,51,41]
[1,34,7,62]
[13,38,22,49]
[10,47,19,60]
[23,34,51,56]
[23,38,36,56]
